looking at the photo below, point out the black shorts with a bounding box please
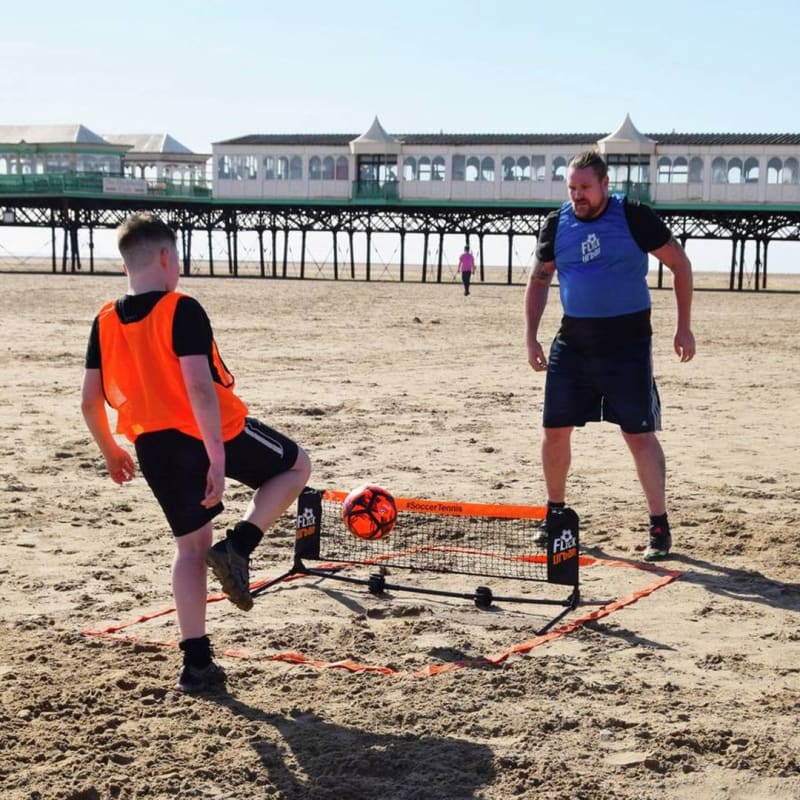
[135,417,300,536]
[543,337,661,434]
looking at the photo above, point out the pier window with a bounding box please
[403,156,417,180]
[290,156,302,180]
[356,154,398,184]
[744,157,759,183]
[480,157,495,182]
[658,157,689,184]
[219,155,257,180]
[432,156,446,181]
[727,158,743,184]
[657,157,671,183]
[465,156,480,181]
[532,155,546,181]
[276,156,289,180]
[45,153,73,173]
[322,156,335,180]
[77,154,120,174]
[418,156,432,181]
[335,156,349,180]
[689,158,703,183]
[309,156,322,180]
[768,157,799,184]
[504,156,530,180]
[672,157,688,184]
[711,157,727,183]
[264,156,275,180]
[452,154,466,181]
[552,156,567,181]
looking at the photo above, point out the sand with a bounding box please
[0,269,798,800]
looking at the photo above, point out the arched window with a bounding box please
[743,157,759,183]
[552,156,567,181]
[465,156,480,182]
[501,156,515,181]
[711,157,727,183]
[782,157,799,184]
[289,156,302,180]
[451,155,465,181]
[335,156,349,180]
[309,156,321,180]
[218,156,231,179]
[322,156,335,180]
[480,156,495,182]
[672,157,688,184]
[727,158,743,184]
[432,155,446,181]
[689,157,703,183]
[767,157,781,183]
[403,156,417,181]
[276,156,289,180]
[657,157,671,183]
[532,155,546,181]
[418,156,431,181]
[516,156,531,181]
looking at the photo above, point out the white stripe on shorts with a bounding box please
[244,419,285,457]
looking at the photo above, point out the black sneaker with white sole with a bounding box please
[206,537,253,611]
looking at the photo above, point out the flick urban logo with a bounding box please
[581,233,601,263]
[552,528,578,565]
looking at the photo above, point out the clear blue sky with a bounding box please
[2,0,799,271]
[4,0,799,151]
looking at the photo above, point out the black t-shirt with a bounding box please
[85,292,213,369]
[534,199,672,351]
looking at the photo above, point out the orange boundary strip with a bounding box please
[82,557,682,678]
[324,490,546,520]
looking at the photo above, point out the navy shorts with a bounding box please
[135,417,300,536]
[543,337,661,434]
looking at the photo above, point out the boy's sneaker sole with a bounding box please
[642,545,671,562]
[176,661,227,693]
[206,540,254,611]
[643,528,672,562]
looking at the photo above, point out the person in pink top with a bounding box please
[458,245,475,295]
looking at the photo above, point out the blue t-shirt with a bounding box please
[553,195,652,318]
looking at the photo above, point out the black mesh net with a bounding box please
[298,490,550,583]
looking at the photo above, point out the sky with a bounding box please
[2,0,799,269]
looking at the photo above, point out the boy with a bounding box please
[81,212,311,692]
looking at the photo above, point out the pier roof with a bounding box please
[217,131,800,147]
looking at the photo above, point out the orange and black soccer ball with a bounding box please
[342,484,397,540]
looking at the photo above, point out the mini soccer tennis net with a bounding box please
[253,488,591,630]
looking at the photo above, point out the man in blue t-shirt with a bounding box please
[524,150,695,561]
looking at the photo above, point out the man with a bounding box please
[524,150,694,561]
[458,244,476,295]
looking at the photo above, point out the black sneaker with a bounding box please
[176,660,227,693]
[206,538,254,611]
[643,523,672,562]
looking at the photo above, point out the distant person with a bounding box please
[458,245,476,295]
[524,150,694,561]
[81,212,311,692]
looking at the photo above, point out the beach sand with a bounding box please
[0,270,798,799]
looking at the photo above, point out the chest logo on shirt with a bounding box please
[581,233,601,263]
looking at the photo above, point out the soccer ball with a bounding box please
[342,484,397,540]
